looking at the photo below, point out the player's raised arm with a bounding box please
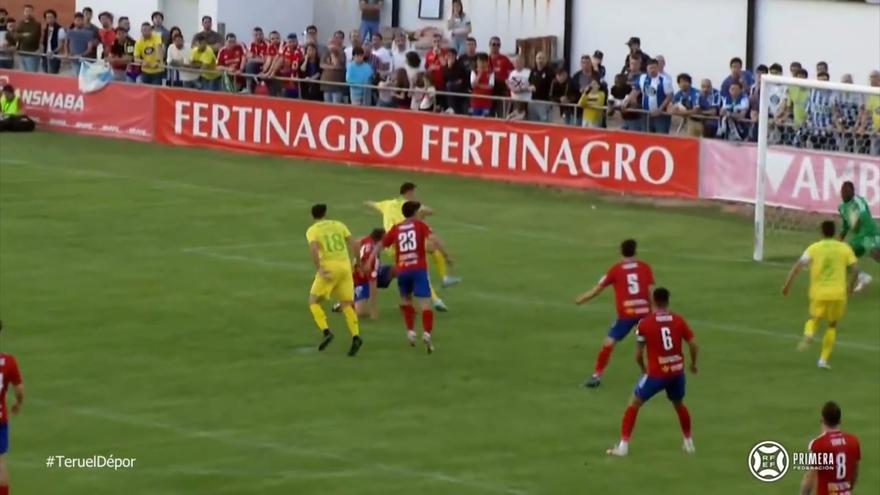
[799,469,817,495]
[364,200,380,211]
[418,205,435,217]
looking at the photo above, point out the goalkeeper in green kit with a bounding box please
[839,181,880,292]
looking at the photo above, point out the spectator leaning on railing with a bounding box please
[550,67,579,126]
[578,78,607,129]
[638,58,674,134]
[717,80,750,141]
[67,12,99,76]
[15,5,41,72]
[506,53,531,121]
[41,9,65,74]
[443,48,468,114]
[346,46,374,106]
[166,31,199,88]
[320,40,346,104]
[244,27,267,92]
[528,51,554,123]
[697,78,722,137]
[720,57,753,100]
[97,12,115,56]
[0,17,16,70]
[134,22,164,85]
[670,73,701,137]
[470,53,494,117]
[191,34,220,91]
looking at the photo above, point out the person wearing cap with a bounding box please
[621,36,650,76]
[0,85,20,117]
[592,50,606,83]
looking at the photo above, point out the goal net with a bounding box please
[753,74,880,261]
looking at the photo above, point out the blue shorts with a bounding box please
[0,422,8,454]
[607,318,641,341]
[397,269,431,298]
[376,265,394,289]
[470,108,491,117]
[634,374,686,403]
[354,283,371,302]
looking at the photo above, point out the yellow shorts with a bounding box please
[809,299,847,322]
[310,263,354,302]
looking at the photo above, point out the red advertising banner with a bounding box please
[701,140,880,216]
[0,70,154,141]
[154,88,700,197]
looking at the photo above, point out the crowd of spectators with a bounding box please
[0,1,878,155]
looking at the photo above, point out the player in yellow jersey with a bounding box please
[305,204,363,356]
[365,182,460,312]
[782,220,858,370]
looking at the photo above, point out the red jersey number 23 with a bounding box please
[399,231,417,252]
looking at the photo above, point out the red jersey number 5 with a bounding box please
[399,231,417,252]
[627,273,639,295]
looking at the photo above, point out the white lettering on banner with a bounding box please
[522,135,549,173]
[441,127,459,164]
[641,147,675,184]
[20,90,84,112]
[192,102,209,139]
[485,131,506,169]
[74,122,94,130]
[581,141,610,178]
[861,165,880,205]
[552,141,576,176]
[422,125,440,161]
[253,108,263,143]
[373,121,403,158]
[49,119,67,126]
[294,114,316,149]
[101,125,119,132]
[266,110,289,146]
[212,104,231,140]
[614,144,637,181]
[231,106,251,141]
[174,101,191,134]
[349,118,369,154]
[792,157,820,201]
[462,129,483,166]
[319,115,346,152]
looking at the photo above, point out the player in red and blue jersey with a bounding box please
[353,228,386,319]
[606,288,698,457]
[370,201,452,353]
[575,239,655,388]
[0,321,25,495]
[801,401,861,495]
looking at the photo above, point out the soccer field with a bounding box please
[0,132,877,495]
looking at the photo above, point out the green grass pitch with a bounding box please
[0,132,877,495]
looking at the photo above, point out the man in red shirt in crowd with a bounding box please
[257,31,284,95]
[424,32,446,91]
[277,33,303,98]
[801,401,861,495]
[217,32,245,90]
[469,53,494,117]
[97,11,116,56]
[0,321,25,495]
[244,27,267,91]
[488,36,513,115]
[606,288,698,457]
[575,239,655,388]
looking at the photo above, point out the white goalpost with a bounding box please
[753,74,880,261]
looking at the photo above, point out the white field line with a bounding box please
[5,158,782,267]
[184,250,880,353]
[26,398,530,495]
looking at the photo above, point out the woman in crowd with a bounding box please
[391,68,411,109]
[446,0,471,56]
[320,40,346,104]
[300,43,323,101]
[410,72,436,112]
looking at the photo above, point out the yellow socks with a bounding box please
[804,319,817,339]
[431,250,448,279]
[341,305,360,337]
[309,303,328,331]
[820,326,836,363]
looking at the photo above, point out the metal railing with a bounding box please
[6,50,879,150]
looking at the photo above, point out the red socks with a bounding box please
[593,344,614,376]
[621,405,639,442]
[675,403,692,438]
[422,310,434,334]
[1,484,9,495]
[400,305,415,330]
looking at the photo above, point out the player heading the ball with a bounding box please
[368,201,452,353]
[575,239,655,388]
[606,288,698,457]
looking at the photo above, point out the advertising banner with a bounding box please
[154,88,700,198]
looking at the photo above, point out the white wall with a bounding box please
[312,0,391,42]
[571,0,748,86]
[755,0,880,83]
[76,0,160,26]
[399,0,565,55]
[217,0,313,40]
[159,0,199,37]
